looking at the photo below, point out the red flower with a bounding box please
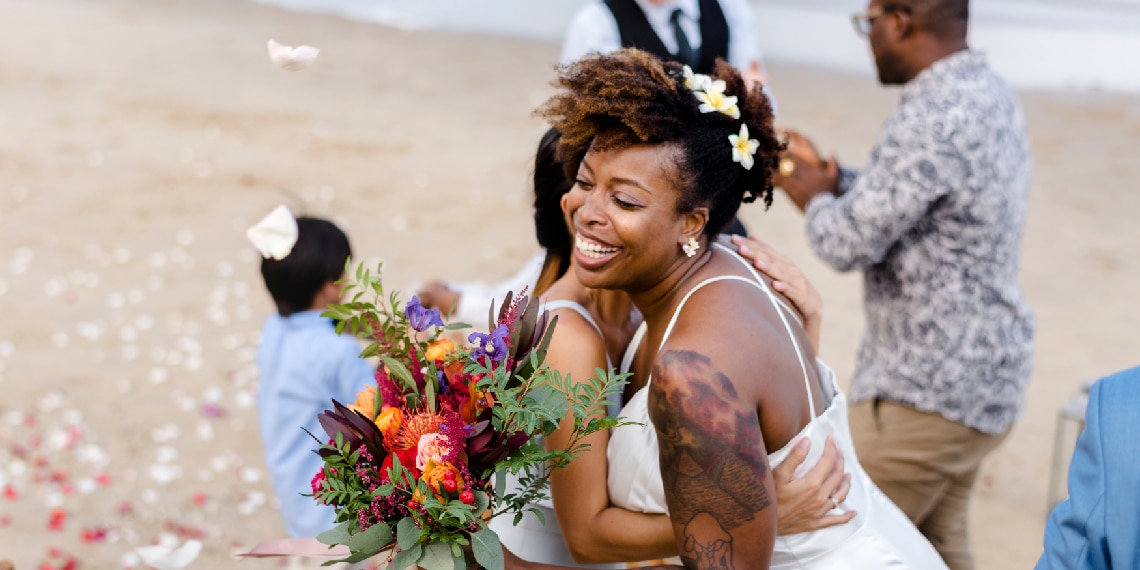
[310,469,327,495]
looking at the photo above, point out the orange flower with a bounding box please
[347,385,380,418]
[423,461,464,495]
[459,379,495,423]
[375,407,404,445]
[425,338,455,362]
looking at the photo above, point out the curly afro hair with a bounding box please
[537,49,783,237]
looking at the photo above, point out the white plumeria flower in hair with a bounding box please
[694,79,741,119]
[246,205,299,260]
[729,124,760,170]
[267,39,319,71]
[682,65,712,92]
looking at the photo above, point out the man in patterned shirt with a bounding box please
[774,1,1034,569]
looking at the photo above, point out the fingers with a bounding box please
[817,439,845,492]
[830,473,853,505]
[773,438,811,484]
[815,510,858,530]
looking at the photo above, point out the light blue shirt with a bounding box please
[256,310,374,537]
[1037,366,1140,569]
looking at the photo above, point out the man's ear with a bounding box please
[889,8,914,39]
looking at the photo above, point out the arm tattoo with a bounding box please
[649,350,774,569]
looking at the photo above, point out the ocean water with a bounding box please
[251,0,1140,93]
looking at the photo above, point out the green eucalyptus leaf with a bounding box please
[417,541,457,570]
[444,321,472,331]
[392,543,422,570]
[316,520,351,546]
[347,522,394,554]
[473,490,490,517]
[471,528,504,570]
[396,516,424,549]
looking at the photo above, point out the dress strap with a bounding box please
[543,299,612,370]
[711,243,816,418]
[712,243,803,328]
[620,322,648,376]
[648,275,765,388]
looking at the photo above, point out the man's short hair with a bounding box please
[260,216,351,316]
[903,0,969,37]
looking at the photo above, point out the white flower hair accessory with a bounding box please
[684,66,741,120]
[682,65,712,92]
[682,65,755,170]
[246,205,299,260]
[729,124,760,170]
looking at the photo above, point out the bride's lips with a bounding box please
[573,233,621,271]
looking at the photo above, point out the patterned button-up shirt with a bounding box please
[805,50,1034,434]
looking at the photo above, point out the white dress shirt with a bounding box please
[560,0,762,71]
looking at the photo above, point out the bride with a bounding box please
[490,128,858,566]
[504,49,948,569]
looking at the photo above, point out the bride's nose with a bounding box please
[576,188,606,227]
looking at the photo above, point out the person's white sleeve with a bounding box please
[722,0,761,70]
[449,251,545,328]
[721,0,777,113]
[561,2,623,66]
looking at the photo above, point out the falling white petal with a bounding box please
[245,205,298,260]
[136,539,203,570]
[267,39,319,72]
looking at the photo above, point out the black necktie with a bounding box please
[669,9,694,68]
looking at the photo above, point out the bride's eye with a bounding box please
[575,178,593,189]
[612,195,639,210]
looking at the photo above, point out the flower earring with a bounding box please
[682,237,700,258]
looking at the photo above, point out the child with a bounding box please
[252,212,373,538]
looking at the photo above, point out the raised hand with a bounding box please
[415,281,461,317]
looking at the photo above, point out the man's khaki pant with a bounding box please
[848,399,1009,570]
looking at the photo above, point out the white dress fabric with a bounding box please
[491,300,624,569]
[606,244,949,569]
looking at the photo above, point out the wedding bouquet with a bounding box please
[308,264,625,569]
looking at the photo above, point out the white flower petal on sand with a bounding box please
[136,540,203,570]
[246,205,298,260]
[266,39,319,72]
[728,124,761,170]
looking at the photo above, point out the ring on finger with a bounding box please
[778,157,796,177]
[828,496,840,510]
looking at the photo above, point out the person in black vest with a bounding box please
[561,0,770,237]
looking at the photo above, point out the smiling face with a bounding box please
[562,140,707,293]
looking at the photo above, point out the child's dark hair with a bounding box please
[260,217,351,316]
[531,128,577,297]
[538,49,783,236]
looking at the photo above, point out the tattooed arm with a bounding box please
[648,350,776,569]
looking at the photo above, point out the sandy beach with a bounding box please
[0,0,1137,567]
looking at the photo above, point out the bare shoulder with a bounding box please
[543,302,608,386]
[664,278,795,399]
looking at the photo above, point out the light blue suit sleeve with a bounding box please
[1037,381,1108,569]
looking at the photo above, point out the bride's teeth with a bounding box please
[576,236,617,258]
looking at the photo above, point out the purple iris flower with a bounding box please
[404,296,444,332]
[437,369,449,394]
[469,323,510,363]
